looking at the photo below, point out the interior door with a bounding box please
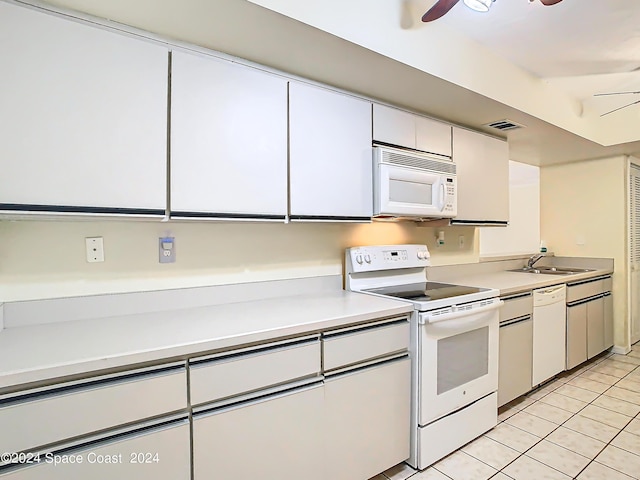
[630,164,640,344]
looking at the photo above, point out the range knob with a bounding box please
[356,254,364,265]
[417,251,426,260]
[364,254,371,263]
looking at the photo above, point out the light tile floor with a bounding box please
[374,342,640,480]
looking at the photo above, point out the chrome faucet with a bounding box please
[527,254,545,269]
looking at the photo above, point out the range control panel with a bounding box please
[346,245,431,273]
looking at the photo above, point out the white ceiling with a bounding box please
[244,0,640,163]
[436,0,640,78]
[434,0,640,116]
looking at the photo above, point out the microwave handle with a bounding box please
[438,182,446,211]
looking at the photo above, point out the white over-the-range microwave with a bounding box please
[373,145,457,220]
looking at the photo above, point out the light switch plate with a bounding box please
[159,237,175,263]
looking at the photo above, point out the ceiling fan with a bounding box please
[594,91,640,117]
[422,0,563,23]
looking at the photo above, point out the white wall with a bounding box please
[540,155,628,349]
[0,220,477,301]
[480,161,540,256]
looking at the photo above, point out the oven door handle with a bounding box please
[419,300,503,325]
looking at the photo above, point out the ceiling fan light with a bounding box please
[463,0,492,12]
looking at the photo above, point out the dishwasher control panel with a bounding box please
[533,285,566,306]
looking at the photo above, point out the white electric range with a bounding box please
[345,244,502,470]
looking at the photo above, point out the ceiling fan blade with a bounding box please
[539,0,563,5]
[422,0,461,22]
[594,91,640,97]
[601,99,640,117]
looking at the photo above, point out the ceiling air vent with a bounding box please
[484,119,525,131]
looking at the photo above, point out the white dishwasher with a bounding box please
[532,284,567,386]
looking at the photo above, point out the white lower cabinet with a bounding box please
[193,384,324,480]
[566,303,588,370]
[604,293,614,349]
[190,317,411,480]
[324,358,411,480]
[1,318,411,480]
[566,277,613,368]
[498,316,533,407]
[0,420,190,480]
[587,296,605,359]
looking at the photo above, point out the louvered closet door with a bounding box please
[630,164,640,344]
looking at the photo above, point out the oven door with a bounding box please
[417,300,500,426]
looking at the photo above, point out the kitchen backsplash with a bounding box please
[0,219,477,301]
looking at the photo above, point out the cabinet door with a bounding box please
[289,83,372,219]
[171,50,287,219]
[0,421,190,480]
[604,293,614,349]
[193,384,323,480]
[587,297,605,359]
[415,116,452,157]
[373,104,416,149]
[452,127,509,224]
[498,318,533,407]
[566,304,588,370]
[0,3,168,215]
[324,358,411,480]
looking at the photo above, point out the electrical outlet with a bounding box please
[458,235,465,249]
[159,237,175,263]
[85,237,104,263]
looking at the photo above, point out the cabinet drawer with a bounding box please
[0,366,187,454]
[603,276,613,292]
[190,338,320,406]
[567,279,604,303]
[0,420,190,480]
[499,294,532,322]
[323,320,409,372]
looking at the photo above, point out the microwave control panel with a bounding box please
[443,177,456,215]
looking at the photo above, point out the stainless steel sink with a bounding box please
[508,266,596,275]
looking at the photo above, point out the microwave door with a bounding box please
[376,165,444,217]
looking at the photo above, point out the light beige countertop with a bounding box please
[438,268,613,296]
[429,253,615,297]
[0,289,412,392]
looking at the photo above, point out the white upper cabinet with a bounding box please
[452,127,509,225]
[289,83,373,220]
[415,115,452,157]
[373,104,416,150]
[0,3,168,216]
[170,50,288,220]
[373,104,451,157]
